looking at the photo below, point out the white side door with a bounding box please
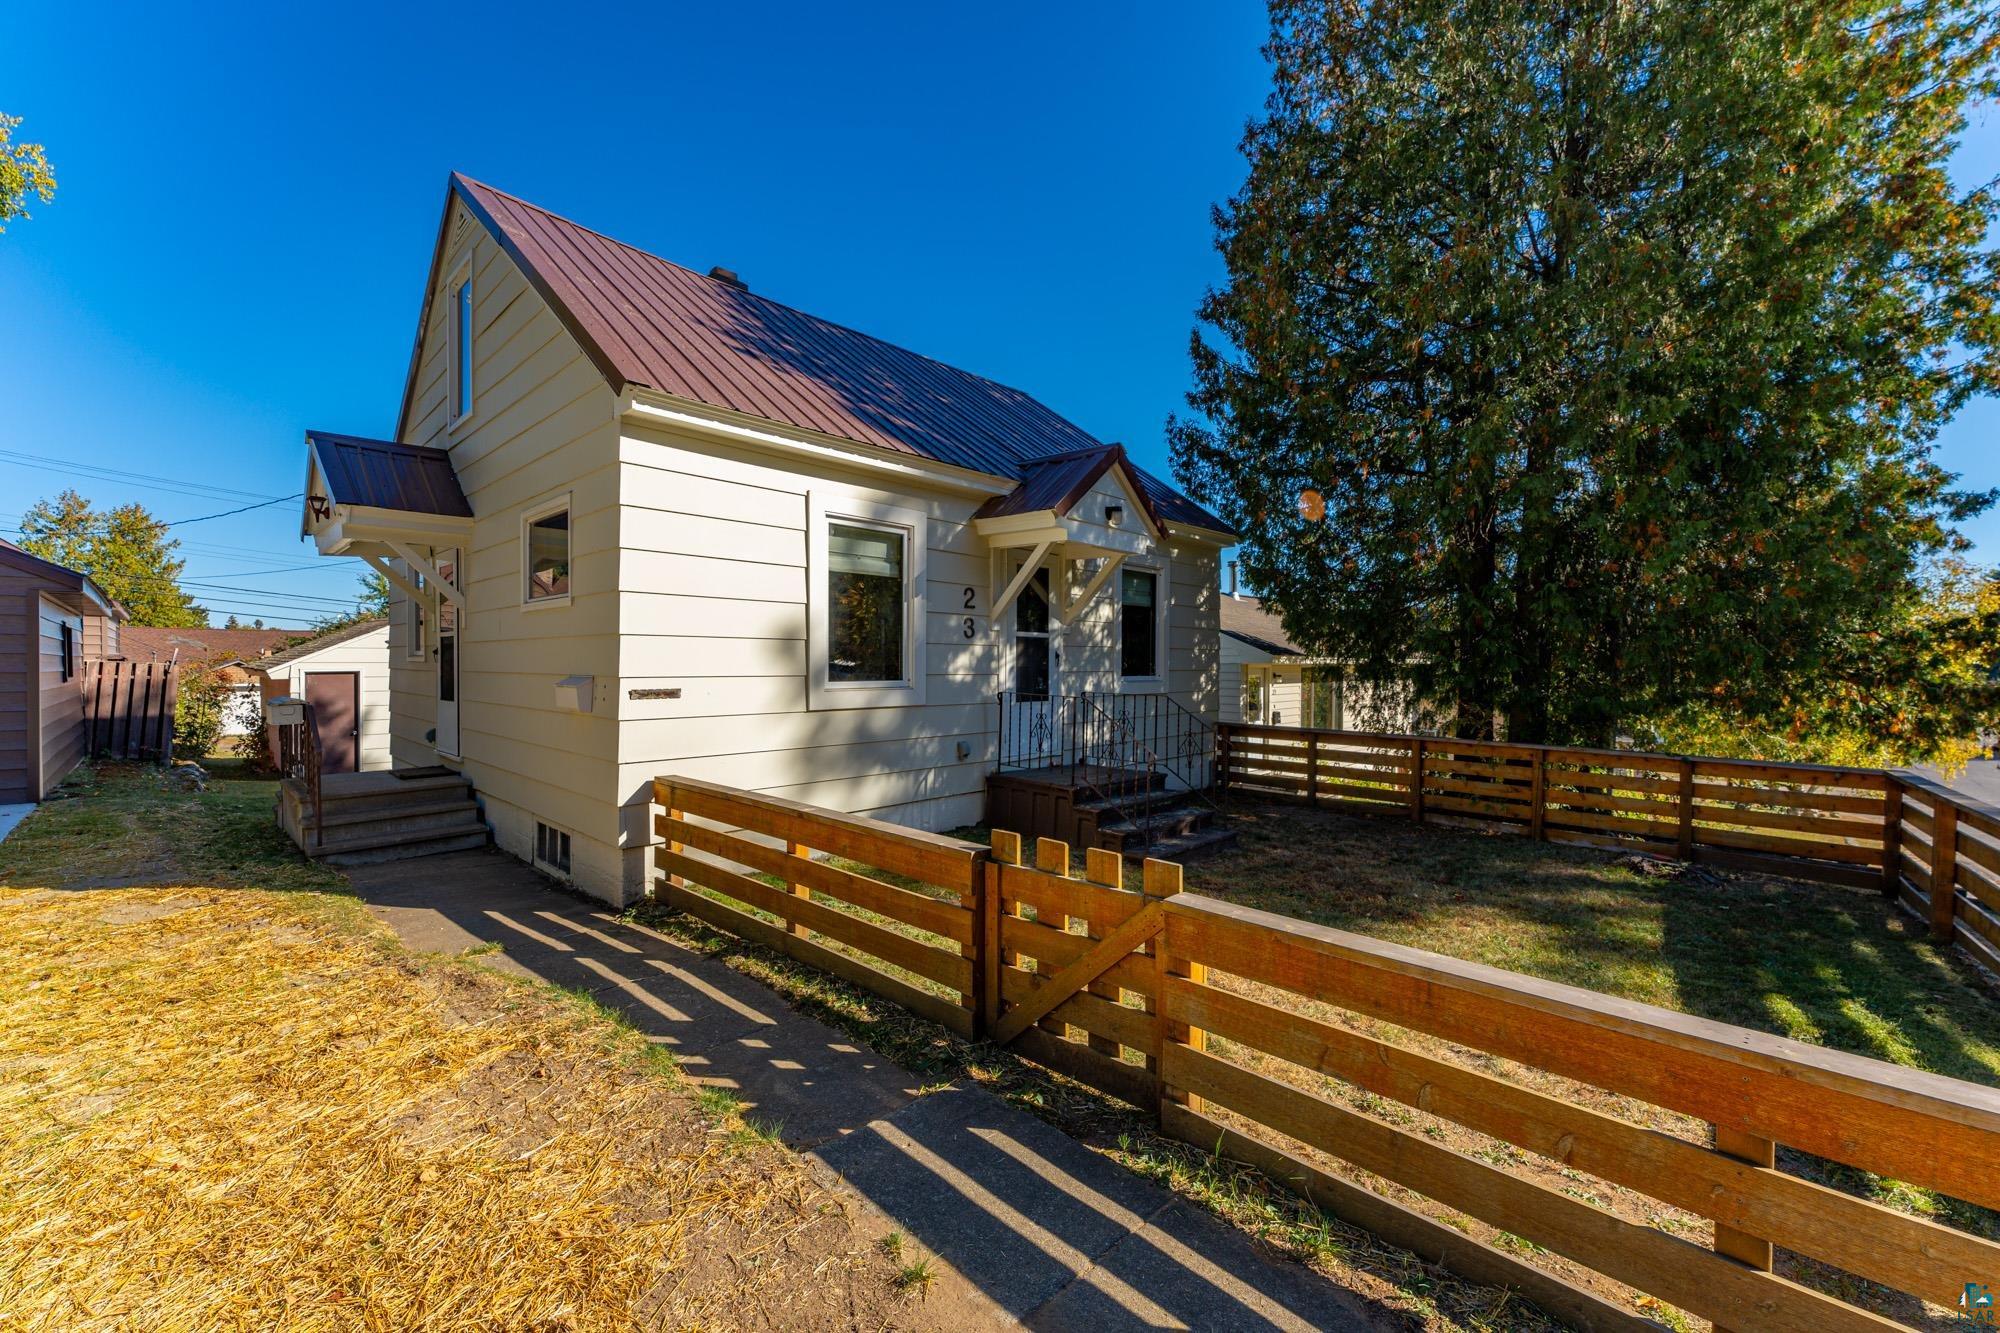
[435,547,461,758]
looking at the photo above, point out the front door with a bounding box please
[304,671,360,773]
[1004,565,1060,766]
[435,547,461,758]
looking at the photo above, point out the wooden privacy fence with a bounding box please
[650,773,2000,1332]
[81,658,178,762]
[1217,723,2000,979]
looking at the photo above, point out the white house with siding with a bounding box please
[291,174,1236,903]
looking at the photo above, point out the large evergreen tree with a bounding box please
[18,490,208,627]
[1172,1,2000,746]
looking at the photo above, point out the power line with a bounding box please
[0,449,284,503]
[165,493,303,526]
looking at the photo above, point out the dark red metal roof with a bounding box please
[435,174,1233,536]
[308,430,473,519]
[972,444,1183,537]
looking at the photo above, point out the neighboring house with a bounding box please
[120,625,305,736]
[294,173,1235,904]
[1220,594,1423,733]
[247,620,392,773]
[0,539,127,802]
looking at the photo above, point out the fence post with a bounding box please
[1307,730,1320,808]
[1676,758,1696,861]
[1410,736,1426,823]
[786,841,813,939]
[1529,747,1547,842]
[1931,797,1959,943]
[987,830,1022,1037]
[1880,779,1904,899]
[1147,858,1199,1118]
[966,844,995,1039]
[1216,723,1230,792]
[1710,1124,1775,1333]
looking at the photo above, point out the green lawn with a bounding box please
[1187,798,2000,1090]
[0,760,344,892]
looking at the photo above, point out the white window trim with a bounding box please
[520,492,574,610]
[1116,558,1169,692]
[444,255,477,432]
[400,560,429,662]
[808,491,928,710]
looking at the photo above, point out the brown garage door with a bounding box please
[304,672,360,774]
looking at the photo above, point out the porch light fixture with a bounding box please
[1105,502,1124,527]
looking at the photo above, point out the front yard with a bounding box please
[0,765,934,1330]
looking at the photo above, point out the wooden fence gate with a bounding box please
[650,774,2000,1332]
[82,659,178,762]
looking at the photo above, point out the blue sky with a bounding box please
[1,3,1994,626]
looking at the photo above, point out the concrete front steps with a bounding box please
[279,769,489,865]
[1082,786,1238,862]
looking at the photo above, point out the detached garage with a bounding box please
[0,539,126,802]
[248,619,391,773]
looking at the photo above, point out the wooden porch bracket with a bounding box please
[358,552,427,606]
[990,539,1055,621]
[385,540,466,608]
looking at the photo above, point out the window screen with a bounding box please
[828,522,905,683]
[527,509,570,600]
[1120,569,1158,678]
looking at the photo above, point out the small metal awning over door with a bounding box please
[299,430,475,608]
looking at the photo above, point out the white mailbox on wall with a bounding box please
[266,696,305,727]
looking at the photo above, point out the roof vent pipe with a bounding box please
[707,266,748,291]
[1226,560,1240,599]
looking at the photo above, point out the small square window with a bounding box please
[525,505,570,603]
[1120,569,1158,679]
[827,521,905,683]
[535,821,571,876]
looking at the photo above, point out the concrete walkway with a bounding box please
[344,849,1398,1332]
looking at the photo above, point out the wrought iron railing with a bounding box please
[995,690,1219,848]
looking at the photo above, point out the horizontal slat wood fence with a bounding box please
[82,658,178,762]
[652,772,2000,1331]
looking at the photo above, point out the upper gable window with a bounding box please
[447,264,475,425]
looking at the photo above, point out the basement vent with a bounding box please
[535,821,572,877]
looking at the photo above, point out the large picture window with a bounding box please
[1120,568,1159,679]
[828,522,905,682]
[808,493,927,709]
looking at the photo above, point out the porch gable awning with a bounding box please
[301,430,474,607]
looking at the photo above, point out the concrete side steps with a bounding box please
[314,826,491,866]
[279,770,488,864]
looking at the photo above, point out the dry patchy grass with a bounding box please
[0,877,917,1330]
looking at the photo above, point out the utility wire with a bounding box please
[164,493,303,525]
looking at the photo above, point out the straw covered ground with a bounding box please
[0,766,931,1331]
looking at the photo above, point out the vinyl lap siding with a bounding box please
[0,567,38,802]
[389,195,624,902]
[36,595,86,795]
[610,430,1225,901]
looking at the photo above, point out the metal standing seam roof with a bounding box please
[412,174,1233,537]
[306,430,474,521]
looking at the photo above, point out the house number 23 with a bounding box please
[962,586,977,638]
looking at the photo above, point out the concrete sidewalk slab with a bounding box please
[343,848,1397,1331]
